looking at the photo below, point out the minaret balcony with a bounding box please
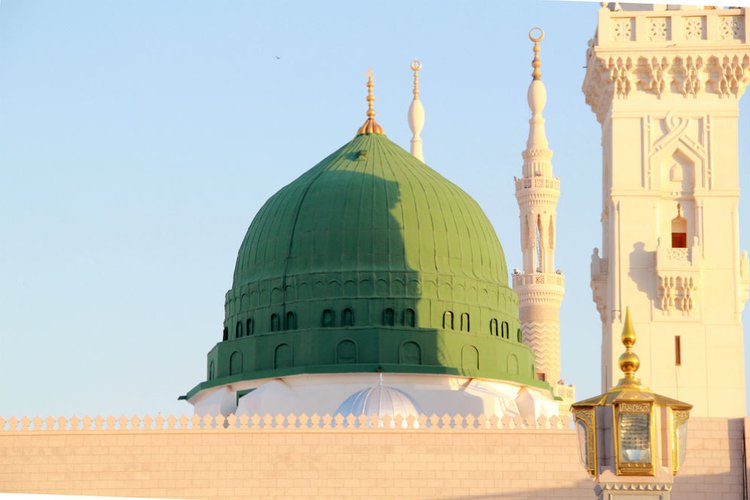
[655,238,701,316]
[512,271,565,301]
[514,176,560,191]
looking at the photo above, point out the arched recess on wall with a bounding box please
[399,341,422,365]
[507,354,519,375]
[270,314,280,332]
[342,308,354,327]
[321,309,335,327]
[501,321,509,339]
[229,351,242,376]
[336,339,357,364]
[536,214,544,272]
[517,328,523,343]
[274,344,292,369]
[222,327,228,341]
[246,318,254,336]
[403,308,416,327]
[235,321,243,339]
[383,308,395,326]
[285,311,297,330]
[208,360,215,380]
[461,345,480,372]
[443,311,454,330]
[460,313,470,332]
[671,203,688,248]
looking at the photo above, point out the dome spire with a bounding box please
[525,27,549,161]
[357,69,384,136]
[616,307,643,388]
[407,59,425,162]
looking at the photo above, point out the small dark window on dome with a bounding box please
[246,318,254,336]
[286,311,297,330]
[222,327,229,341]
[235,321,243,339]
[490,319,499,336]
[443,311,454,330]
[270,314,280,332]
[501,321,509,339]
[403,308,416,327]
[322,309,335,327]
[460,313,470,332]
[383,308,395,326]
[342,308,354,327]
[208,361,214,381]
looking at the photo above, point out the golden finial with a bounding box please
[357,69,384,135]
[617,307,642,387]
[529,27,544,80]
[410,59,422,99]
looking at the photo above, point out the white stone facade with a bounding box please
[583,5,750,417]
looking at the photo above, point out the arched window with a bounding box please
[501,321,509,339]
[383,308,395,326]
[443,311,454,330]
[274,344,292,369]
[270,314,280,332]
[671,203,687,248]
[286,311,297,330]
[321,309,335,327]
[342,308,354,327]
[490,319,499,336]
[208,360,214,380]
[460,313,470,332]
[336,339,357,364]
[403,308,416,327]
[229,351,242,376]
[517,328,523,343]
[222,327,229,341]
[235,321,243,339]
[399,341,422,365]
[246,318,254,336]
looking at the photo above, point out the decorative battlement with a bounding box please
[0,413,572,432]
[595,7,746,47]
[514,176,560,191]
[584,7,750,123]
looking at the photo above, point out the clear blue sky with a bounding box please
[1,0,749,417]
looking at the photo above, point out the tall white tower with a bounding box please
[513,29,566,390]
[583,5,750,417]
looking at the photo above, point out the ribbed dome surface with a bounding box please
[335,378,421,418]
[233,133,508,287]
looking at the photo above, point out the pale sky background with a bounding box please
[2,0,750,417]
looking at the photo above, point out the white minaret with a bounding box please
[408,59,425,162]
[513,29,566,389]
[583,5,750,417]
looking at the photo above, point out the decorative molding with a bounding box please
[0,413,572,432]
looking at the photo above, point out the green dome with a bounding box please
[185,134,548,399]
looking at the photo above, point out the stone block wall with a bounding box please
[0,415,745,499]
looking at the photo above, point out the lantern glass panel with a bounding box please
[576,420,589,469]
[618,412,651,464]
[677,421,688,466]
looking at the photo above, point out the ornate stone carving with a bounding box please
[709,54,750,97]
[648,17,668,42]
[684,17,705,41]
[675,56,703,97]
[643,56,669,97]
[590,248,608,322]
[607,56,633,98]
[655,238,701,316]
[720,16,744,41]
[612,18,633,42]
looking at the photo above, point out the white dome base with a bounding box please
[190,373,558,421]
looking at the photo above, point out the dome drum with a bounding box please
[187,323,546,401]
